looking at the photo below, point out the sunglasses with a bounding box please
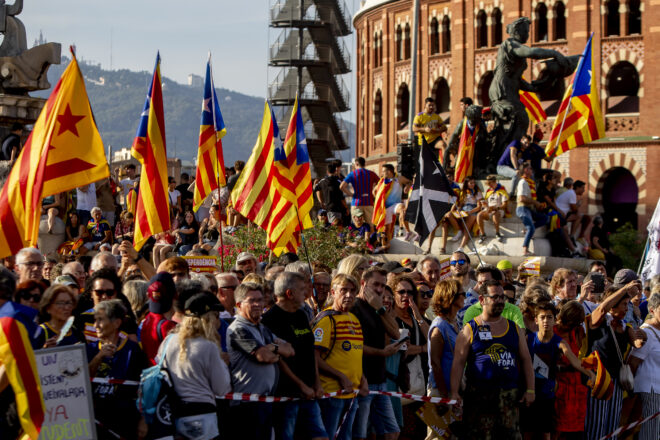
[93,289,116,298]
[21,293,40,302]
[396,289,416,296]
[450,259,467,266]
[486,294,506,301]
[420,290,434,299]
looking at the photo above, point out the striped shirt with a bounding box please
[344,168,379,206]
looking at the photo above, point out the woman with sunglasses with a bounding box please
[427,279,465,438]
[15,280,47,310]
[415,281,435,321]
[35,284,84,348]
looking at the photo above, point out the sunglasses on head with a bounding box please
[450,259,467,266]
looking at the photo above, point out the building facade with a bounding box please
[353,0,658,230]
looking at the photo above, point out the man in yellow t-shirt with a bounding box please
[314,273,367,440]
[413,97,447,153]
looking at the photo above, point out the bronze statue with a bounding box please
[488,17,579,164]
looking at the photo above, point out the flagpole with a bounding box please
[548,99,573,159]
[458,215,484,266]
[294,204,319,309]
[209,52,225,272]
[637,236,649,275]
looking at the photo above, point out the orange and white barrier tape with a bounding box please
[599,410,660,440]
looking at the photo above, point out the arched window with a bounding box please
[553,2,566,40]
[537,69,566,116]
[476,10,488,48]
[397,83,410,129]
[430,17,440,55]
[374,90,383,135]
[442,16,451,52]
[377,32,383,66]
[396,25,403,61]
[478,71,494,106]
[535,3,548,42]
[404,23,411,59]
[606,0,620,36]
[433,77,451,123]
[606,61,640,113]
[372,33,378,67]
[628,0,641,35]
[492,9,503,45]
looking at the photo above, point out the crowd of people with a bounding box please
[1,239,659,440]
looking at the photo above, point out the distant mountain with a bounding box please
[33,57,354,169]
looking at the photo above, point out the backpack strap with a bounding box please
[313,310,341,361]
[157,334,174,368]
[156,318,167,342]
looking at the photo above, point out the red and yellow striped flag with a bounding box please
[0,313,45,439]
[0,51,109,258]
[131,53,170,250]
[582,350,614,400]
[372,178,393,232]
[454,117,478,184]
[519,89,547,124]
[193,56,227,212]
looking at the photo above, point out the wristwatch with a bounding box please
[376,306,387,316]
[272,343,279,354]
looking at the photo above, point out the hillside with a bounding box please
[33,57,354,168]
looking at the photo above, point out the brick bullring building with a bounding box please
[353,0,660,231]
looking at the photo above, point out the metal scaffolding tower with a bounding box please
[268,0,351,174]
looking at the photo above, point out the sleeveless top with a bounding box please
[428,316,458,390]
[466,317,520,390]
[527,332,562,399]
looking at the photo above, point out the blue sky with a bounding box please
[21,0,359,100]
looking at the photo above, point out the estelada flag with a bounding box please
[372,177,394,232]
[0,307,45,439]
[545,33,605,159]
[454,117,478,184]
[0,50,109,258]
[193,55,227,212]
[131,53,170,251]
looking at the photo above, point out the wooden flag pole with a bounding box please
[548,99,573,159]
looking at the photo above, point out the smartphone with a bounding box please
[590,273,605,294]
[395,335,410,345]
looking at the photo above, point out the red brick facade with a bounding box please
[353,0,657,230]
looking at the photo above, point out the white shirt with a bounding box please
[76,183,97,211]
[631,324,660,393]
[119,178,136,196]
[168,189,181,207]
[556,189,576,216]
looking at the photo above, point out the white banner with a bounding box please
[640,197,660,285]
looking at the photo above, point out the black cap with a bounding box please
[184,293,223,317]
[148,272,176,315]
[381,261,407,274]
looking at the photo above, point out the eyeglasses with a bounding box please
[486,294,506,301]
[505,295,516,303]
[219,285,238,290]
[93,289,116,298]
[450,259,467,266]
[396,289,416,296]
[420,290,434,299]
[54,301,74,308]
[19,261,43,268]
[21,293,40,302]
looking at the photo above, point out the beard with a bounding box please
[489,303,504,317]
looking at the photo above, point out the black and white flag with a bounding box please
[405,138,456,245]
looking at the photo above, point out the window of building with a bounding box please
[372,33,377,67]
[374,90,383,135]
[433,77,451,123]
[628,0,641,35]
[397,83,410,129]
[377,32,383,67]
[396,25,403,61]
[478,71,494,106]
[606,0,620,36]
[404,23,411,59]
[553,2,566,40]
[476,10,488,48]
[606,61,640,113]
[430,17,440,55]
[535,3,548,42]
[442,15,451,53]
[492,8,503,45]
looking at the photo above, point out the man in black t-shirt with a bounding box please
[175,173,194,213]
[314,163,348,226]
[350,267,401,440]
[261,272,329,440]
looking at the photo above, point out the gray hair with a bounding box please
[416,255,441,272]
[95,298,126,322]
[648,293,660,312]
[122,280,148,315]
[190,272,211,291]
[285,261,311,277]
[90,252,118,273]
[16,247,43,264]
[235,282,263,303]
[90,207,102,216]
[648,275,660,291]
[273,272,306,298]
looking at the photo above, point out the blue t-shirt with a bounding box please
[522,143,547,171]
[497,140,521,168]
[87,218,111,242]
[526,332,562,399]
[385,179,402,208]
[344,168,379,206]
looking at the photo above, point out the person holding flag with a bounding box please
[131,53,170,252]
[193,55,227,215]
[371,164,402,253]
[545,33,605,159]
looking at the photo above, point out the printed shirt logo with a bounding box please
[314,328,324,342]
[341,341,352,351]
[484,343,516,368]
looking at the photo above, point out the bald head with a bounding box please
[90,252,118,274]
[62,261,85,289]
